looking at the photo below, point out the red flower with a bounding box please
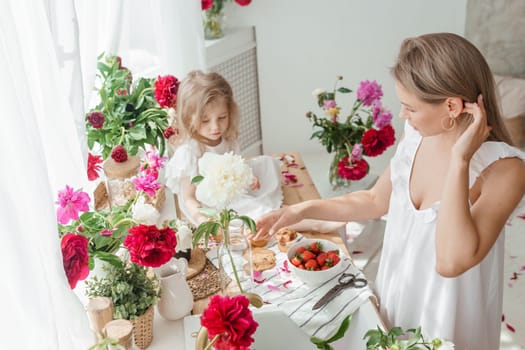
[115,56,123,69]
[163,126,177,139]
[154,75,180,108]
[61,233,90,289]
[87,111,105,129]
[201,294,258,350]
[361,124,395,157]
[202,0,213,10]
[111,145,128,163]
[87,153,103,181]
[337,157,368,180]
[234,0,251,6]
[124,224,177,268]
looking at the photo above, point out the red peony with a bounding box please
[124,224,177,268]
[115,56,123,69]
[361,124,396,157]
[202,0,213,10]
[163,126,177,139]
[111,145,128,163]
[87,152,103,181]
[201,294,258,350]
[154,75,180,108]
[87,111,105,129]
[234,0,251,6]
[61,233,90,289]
[337,157,368,180]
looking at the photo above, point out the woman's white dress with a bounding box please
[375,122,525,349]
[164,139,283,225]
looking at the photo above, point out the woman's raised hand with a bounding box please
[455,95,492,161]
[253,205,301,240]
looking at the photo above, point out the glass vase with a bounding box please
[203,8,226,40]
[328,150,352,191]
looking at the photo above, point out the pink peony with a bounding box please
[201,294,258,350]
[351,143,363,162]
[154,75,180,108]
[61,233,89,289]
[56,186,90,224]
[337,157,369,180]
[133,174,161,197]
[372,102,393,129]
[87,111,105,129]
[111,145,128,163]
[87,153,103,181]
[357,80,383,106]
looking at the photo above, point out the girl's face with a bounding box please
[197,99,230,146]
[395,82,449,137]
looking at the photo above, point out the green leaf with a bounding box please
[325,314,352,343]
[237,215,256,233]
[337,87,352,93]
[191,175,204,184]
[93,251,123,269]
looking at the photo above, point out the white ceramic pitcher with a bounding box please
[154,257,193,320]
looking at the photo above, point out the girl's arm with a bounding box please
[254,165,393,238]
[179,176,209,225]
[436,96,525,277]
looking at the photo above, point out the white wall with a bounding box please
[228,0,467,160]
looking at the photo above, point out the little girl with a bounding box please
[164,70,282,226]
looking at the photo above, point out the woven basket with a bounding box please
[131,306,154,349]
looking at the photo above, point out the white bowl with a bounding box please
[287,238,345,286]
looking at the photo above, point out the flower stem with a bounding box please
[203,334,221,350]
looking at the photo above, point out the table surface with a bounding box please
[149,151,384,349]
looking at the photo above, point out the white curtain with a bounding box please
[0,0,204,348]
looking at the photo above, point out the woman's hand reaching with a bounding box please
[454,95,492,161]
[253,205,302,240]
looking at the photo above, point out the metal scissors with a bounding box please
[312,273,368,310]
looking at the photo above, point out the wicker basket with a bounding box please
[131,306,154,349]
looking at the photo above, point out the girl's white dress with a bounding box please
[164,139,283,225]
[375,122,525,350]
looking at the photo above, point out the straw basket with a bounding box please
[131,306,154,349]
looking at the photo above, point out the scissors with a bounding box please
[312,273,368,310]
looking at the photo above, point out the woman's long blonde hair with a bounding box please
[172,70,240,146]
[392,32,512,144]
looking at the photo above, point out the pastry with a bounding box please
[274,227,298,252]
[243,248,276,273]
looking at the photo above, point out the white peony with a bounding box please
[175,219,193,252]
[195,152,253,210]
[131,196,160,225]
[312,88,326,97]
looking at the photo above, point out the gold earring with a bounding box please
[441,115,456,131]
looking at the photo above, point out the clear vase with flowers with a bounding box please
[307,77,396,190]
[201,0,252,40]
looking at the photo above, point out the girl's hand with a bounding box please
[250,176,260,191]
[454,95,492,161]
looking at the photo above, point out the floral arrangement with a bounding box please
[201,0,252,39]
[85,54,179,160]
[364,326,455,350]
[307,77,396,189]
[197,294,258,350]
[191,152,257,294]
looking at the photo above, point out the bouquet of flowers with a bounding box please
[307,77,396,189]
[201,0,252,39]
[85,54,179,160]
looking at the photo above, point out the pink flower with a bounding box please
[351,143,363,162]
[154,75,180,108]
[87,111,105,129]
[322,99,337,110]
[87,153,103,181]
[201,294,258,350]
[100,229,113,237]
[357,80,383,106]
[337,157,369,180]
[141,147,167,180]
[56,186,90,224]
[133,174,161,197]
[111,145,128,163]
[372,102,393,129]
[61,233,89,289]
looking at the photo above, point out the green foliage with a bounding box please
[310,314,352,350]
[364,326,447,350]
[86,262,160,320]
[88,337,125,350]
[86,55,169,159]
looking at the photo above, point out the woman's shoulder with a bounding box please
[471,142,525,188]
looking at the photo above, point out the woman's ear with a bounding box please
[446,97,464,118]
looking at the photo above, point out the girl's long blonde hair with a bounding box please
[172,70,240,146]
[392,32,512,144]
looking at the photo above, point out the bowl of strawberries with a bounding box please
[287,238,344,286]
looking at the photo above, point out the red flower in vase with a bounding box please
[87,152,103,181]
[124,224,177,268]
[202,0,213,10]
[337,157,368,180]
[154,75,180,108]
[361,124,396,157]
[234,0,252,6]
[201,294,258,350]
[111,145,128,163]
[61,233,90,289]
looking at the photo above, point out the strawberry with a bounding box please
[301,250,316,261]
[309,242,321,254]
[290,257,302,267]
[316,252,328,267]
[304,259,319,270]
[296,246,307,254]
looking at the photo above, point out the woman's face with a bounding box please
[395,82,449,137]
[197,98,230,146]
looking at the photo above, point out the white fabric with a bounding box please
[375,121,525,350]
[165,139,283,225]
[206,238,373,340]
[0,0,92,348]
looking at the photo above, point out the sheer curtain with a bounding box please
[0,0,203,348]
